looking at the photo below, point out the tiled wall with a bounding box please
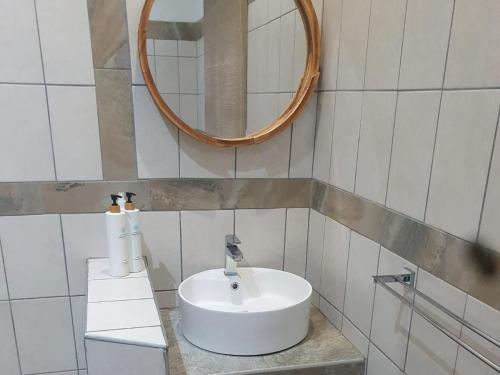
[307,211,500,375]
[311,0,500,374]
[0,0,317,374]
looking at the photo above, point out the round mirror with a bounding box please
[138,0,320,146]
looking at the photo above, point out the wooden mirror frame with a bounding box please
[138,0,320,147]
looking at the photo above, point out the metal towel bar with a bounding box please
[372,272,500,373]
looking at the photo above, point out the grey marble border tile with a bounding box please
[0,178,311,215]
[150,179,312,210]
[147,21,203,41]
[311,180,500,311]
[94,69,137,180]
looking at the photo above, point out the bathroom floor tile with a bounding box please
[87,277,153,303]
[86,299,160,332]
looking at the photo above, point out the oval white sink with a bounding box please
[178,267,312,355]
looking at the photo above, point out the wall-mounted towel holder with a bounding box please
[372,271,500,373]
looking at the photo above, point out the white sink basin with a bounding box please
[178,267,312,355]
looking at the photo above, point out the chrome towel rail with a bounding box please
[373,272,500,373]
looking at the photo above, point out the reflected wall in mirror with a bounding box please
[139,0,320,146]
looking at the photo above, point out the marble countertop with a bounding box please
[162,307,364,375]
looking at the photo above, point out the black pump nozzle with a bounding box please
[110,194,122,206]
[125,192,136,203]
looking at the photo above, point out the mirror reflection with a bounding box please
[145,0,307,138]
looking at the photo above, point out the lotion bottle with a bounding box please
[106,194,129,277]
[125,192,144,273]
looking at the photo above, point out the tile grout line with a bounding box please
[339,230,352,329]
[58,214,80,370]
[383,0,409,206]
[0,237,23,375]
[423,0,456,221]
[33,0,58,182]
[323,0,345,184]
[476,105,500,242]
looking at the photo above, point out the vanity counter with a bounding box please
[162,307,364,375]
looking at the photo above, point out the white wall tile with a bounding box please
[249,26,269,93]
[140,211,181,290]
[36,0,94,84]
[386,91,441,220]
[398,0,454,89]
[154,40,177,56]
[405,314,458,375]
[179,94,198,127]
[312,92,335,183]
[364,0,406,90]
[0,251,8,300]
[337,0,371,90]
[0,84,55,182]
[445,0,500,88]
[133,86,179,178]
[415,269,467,336]
[0,301,20,375]
[319,296,343,330]
[342,317,369,357]
[71,296,87,370]
[367,343,403,375]
[320,218,349,312]
[238,96,291,178]
[454,348,496,375]
[343,232,380,336]
[405,269,467,375]
[235,209,286,270]
[62,213,107,295]
[11,297,77,374]
[248,0,269,30]
[319,0,342,90]
[426,90,500,240]
[178,41,197,57]
[0,0,44,83]
[0,215,68,299]
[86,339,166,375]
[284,208,309,277]
[179,57,197,94]
[155,56,180,94]
[126,0,146,84]
[179,133,235,178]
[279,11,296,92]
[371,248,415,368]
[329,91,363,192]
[290,93,317,178]
[181,210,234,279]
[47,86,103,181]
[306,210,325,291]
[460,296,500,367]
[355,92,397,204]
[268,19,281,92]
[293,11,307,87]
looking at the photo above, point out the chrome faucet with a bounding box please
[225,234,243,276]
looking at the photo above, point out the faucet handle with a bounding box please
[225,234,241,246]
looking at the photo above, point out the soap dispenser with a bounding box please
[106,194,129,277]
[124,192,144,273]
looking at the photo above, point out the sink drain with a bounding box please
[230,282,239,290]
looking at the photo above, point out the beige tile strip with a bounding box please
[1,176,500,309]
[87,0,138,180]
[147,21,203,41]
[0,178,311,215]
[311,180,500,311]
